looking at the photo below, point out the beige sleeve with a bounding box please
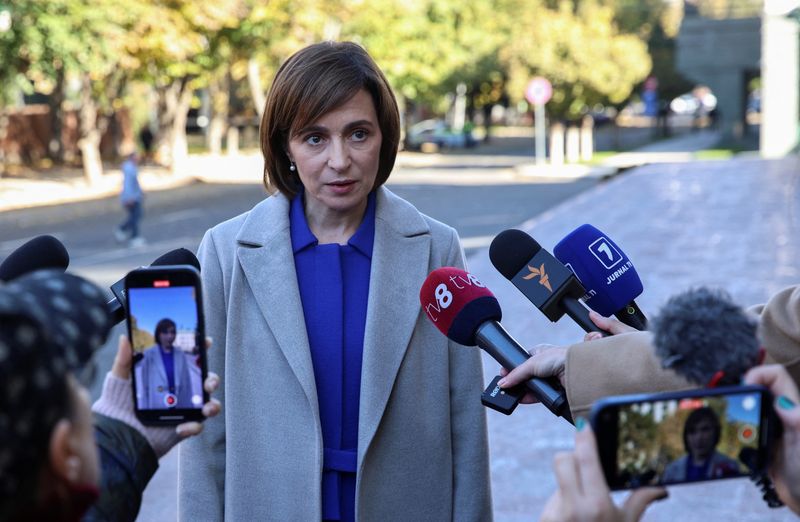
[564,331,693,419]
[752,285,800,386]
[564,284,800,420]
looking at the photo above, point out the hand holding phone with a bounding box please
[745,365,800,515]
[541,420,667,522]
[590,385,778,490]
[125,265,208,425]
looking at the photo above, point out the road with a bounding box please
[0,164,600,521]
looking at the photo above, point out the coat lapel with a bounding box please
[358,188,431,461]
[235,194,319,414]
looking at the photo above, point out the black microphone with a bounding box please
[107,248,201,324]
[489,229,608,335]
[651,286,760,386]
[420,267,572,422]
[0,235,69,282]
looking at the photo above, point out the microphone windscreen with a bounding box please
[489,229,541,280]
[652,287,759,385]
[554,224,643,316]
[0,235,69,282]
[151,248,200,271]
[419,267,501,346]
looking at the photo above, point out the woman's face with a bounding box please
[686,417,716,460]
[158,326,176,348]
[287,89,382,222]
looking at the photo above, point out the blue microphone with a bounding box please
[554,224,647,330]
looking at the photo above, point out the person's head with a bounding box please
[260,41,400,203]
[683,407,722,461]
[0,270,112,520]
[154,318,177,349]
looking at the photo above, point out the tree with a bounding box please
[502,0,652,119]
[0,0,141,183]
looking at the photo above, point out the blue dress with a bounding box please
[290,190,376,522]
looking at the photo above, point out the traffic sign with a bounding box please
[526,77,552,105]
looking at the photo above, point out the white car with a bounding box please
[405,119,470,151]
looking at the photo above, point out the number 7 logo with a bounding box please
[588,237,622,269]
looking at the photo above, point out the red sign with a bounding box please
[526,77,552,105]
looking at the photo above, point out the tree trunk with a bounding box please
[153,77,193,173]
[0,110,8,178]
[207,71,230,155]
[247,58,266,118]
[48,66,65,163]
[77,74,104,185]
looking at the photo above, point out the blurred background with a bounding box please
[0,0,797,182]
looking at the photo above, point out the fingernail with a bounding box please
[778,395,796,410]
[497,378,507,387]
[575,417,586,431]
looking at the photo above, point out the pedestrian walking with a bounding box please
[115,146,145,247]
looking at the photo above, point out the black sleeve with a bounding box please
[82,414,159,522]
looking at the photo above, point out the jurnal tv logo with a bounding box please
[588,237,622,270]
[522,263,552,292]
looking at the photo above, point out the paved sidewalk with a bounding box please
[471,155,799,521]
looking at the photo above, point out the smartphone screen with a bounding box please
[592,386,771,490]
[126,266,207,424]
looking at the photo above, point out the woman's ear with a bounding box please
[48,418,81,484]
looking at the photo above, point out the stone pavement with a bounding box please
[470,155,800,521]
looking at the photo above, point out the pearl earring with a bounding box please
[289,162,296,172]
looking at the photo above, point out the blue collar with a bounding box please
[289,189,376,258]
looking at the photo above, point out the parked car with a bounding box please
[404,119,473,151]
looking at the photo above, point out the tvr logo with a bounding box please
[522,263,552,292]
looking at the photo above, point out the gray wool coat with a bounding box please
[177,186,492,521]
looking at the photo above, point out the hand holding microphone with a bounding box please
[489,229,610,336]
[419,267,572,422]
[554,224,647,330]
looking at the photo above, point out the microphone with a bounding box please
[489,229,608,335]
[651,287,760,386]
[107,248,201,324]
[0,235,69,282]
[554,224,647,330]
[419,266,572,422]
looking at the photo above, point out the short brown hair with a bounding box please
[260,41,401,198]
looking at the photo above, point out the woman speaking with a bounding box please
[178,42,491,521]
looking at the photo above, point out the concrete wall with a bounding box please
[676,17,761,140]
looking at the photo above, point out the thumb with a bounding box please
[621,487,668,522]
[111,335,133,379]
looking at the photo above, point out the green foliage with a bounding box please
[1,0,676,142]
[502,0,652,118]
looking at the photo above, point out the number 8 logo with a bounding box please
[434,283,452,308]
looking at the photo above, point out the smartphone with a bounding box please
[125,265,208,425]
[590,385,776,490]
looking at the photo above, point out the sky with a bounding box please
[128,285,199,335]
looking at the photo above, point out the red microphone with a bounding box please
[420,267,572,422]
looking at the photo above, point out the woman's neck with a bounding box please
[304,200,367,245]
